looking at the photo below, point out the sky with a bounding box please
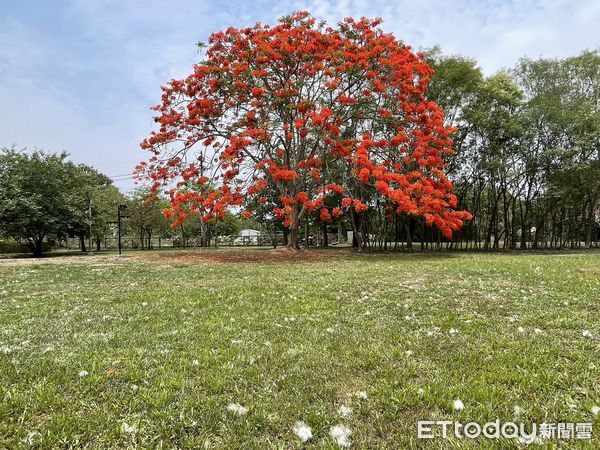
[1,0,599,192]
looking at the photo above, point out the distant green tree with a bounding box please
[0,148,96,256]
[66,164,115,251]
[90,185,127,250]
[127,187,171,249]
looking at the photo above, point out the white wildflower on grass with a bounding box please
[427,330,434,337]
[354,390,368,399]
[23,431,39,446]
[192,359,199,366]
[337,405,353,417]
[449,328,459,336]
[231,339,242,345]
[417,388,425,395]
[227,403,248,416]
[78,370,89,377]
[517,326,525,333]
[591,405,600,416]
[514,405,523,415]
[534,328,543,334]
[582,330,593,338]
[326,327,335,334]
[405,350,414,356]
[142,302,148,307]
[292,421,312,442]
[121,421,137,434]
[453,399,465,410]
[330,424,352,448]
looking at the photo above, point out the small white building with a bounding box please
[239,229,260,237]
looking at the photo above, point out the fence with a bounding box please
[62,232,346,251]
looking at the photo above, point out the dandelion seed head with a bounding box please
[22,431,39,446]
[121,421,137,434]
[354,390,368,399]
[292,421,312,442]
[227,403,248,416]
[337,405,353,417]
[330,424,352,447]
[453,399,464,410]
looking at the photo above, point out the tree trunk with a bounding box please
[27,235,45,257]
[350,210,366,251]
[286,204,301,249]
[585,198,595,248]
[79,234,87,252]
[322,221,328,247]
[287,226,299,249]
[405,219,413,251]
[304,214,309,248]
[282,228,289,246]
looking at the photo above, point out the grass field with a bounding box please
[0,249,599,448]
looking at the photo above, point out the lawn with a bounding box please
[0,249,599,448]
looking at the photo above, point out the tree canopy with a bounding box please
[136,12,471,249]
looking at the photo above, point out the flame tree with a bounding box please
[137,12,471,249]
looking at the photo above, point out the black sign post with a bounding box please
[107,204,131,256]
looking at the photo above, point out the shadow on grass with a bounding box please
[2,245,598,264]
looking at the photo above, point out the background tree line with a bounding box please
[0,148,244,256]
[1,49,598,256]
[240,48,600,251]
[423,48,600,250]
